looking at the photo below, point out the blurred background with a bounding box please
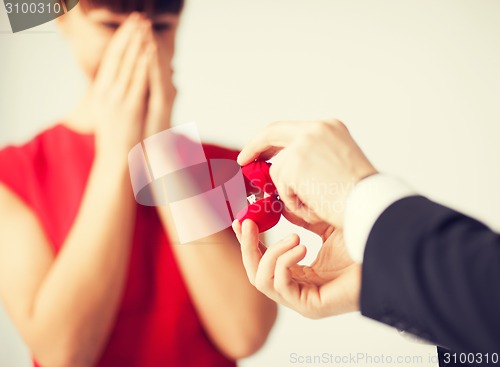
[1,0,500,366]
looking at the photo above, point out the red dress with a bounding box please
[0,124,237,367]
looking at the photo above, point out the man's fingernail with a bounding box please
[293,244,304,252]
[241,219,251,230]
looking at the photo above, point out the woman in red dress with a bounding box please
[0,1,277,366]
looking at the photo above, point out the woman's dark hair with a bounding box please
[78,0,183,14]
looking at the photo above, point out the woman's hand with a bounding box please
[78,13,155,165]
[232,216,361,319]
[143,31,176,139]
[0,16,161,367]
[74,12,177,161]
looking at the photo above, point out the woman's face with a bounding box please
[58,4,179,79]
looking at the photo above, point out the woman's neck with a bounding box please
[63,89,97,134]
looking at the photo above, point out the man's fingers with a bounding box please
[281,207,331,237]
[237,121,311,165]
[273,178,301,214]
[232,219,268,263]
[268,156,309,218]
[274,245,307,301]
[94,13,141,92]
[254,233,300,293]
[238,219,263,285]
[231,219,242,242]
[272,168,321,224]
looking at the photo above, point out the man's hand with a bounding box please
[237,120,377,228]
[232,217,361,319]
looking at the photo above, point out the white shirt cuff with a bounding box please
[343,174,416,263]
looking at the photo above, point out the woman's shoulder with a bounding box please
[0,124,96,247]
[202,142,240,161]
[0,123,91,158]
[0,125,59,203]
[0,123,94,206]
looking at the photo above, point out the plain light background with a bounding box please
[1,1,500,366]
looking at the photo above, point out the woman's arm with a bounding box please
[157,206,278,360]
[0,15,155,367]
[0,159,135,367]
[135,15,278,359]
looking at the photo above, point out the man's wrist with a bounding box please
[343,174,416,263]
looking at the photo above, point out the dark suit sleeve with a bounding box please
[360,195,500,353]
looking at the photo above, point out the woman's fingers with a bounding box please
[145,35,176,137]
[149,36,169,107]
[94,13,141,93]
[127,41,154,110]
[114,20,150,98]
[148,40,163,116]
